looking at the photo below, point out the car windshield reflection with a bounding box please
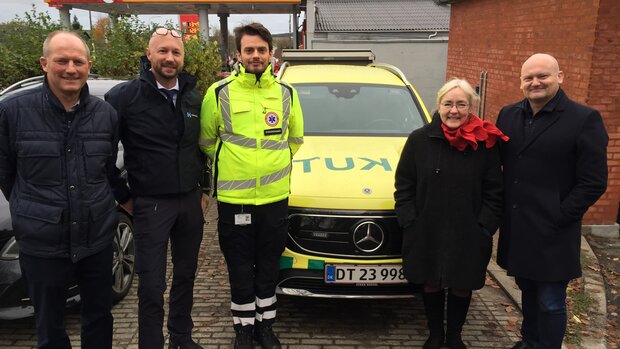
[294,83,425,136]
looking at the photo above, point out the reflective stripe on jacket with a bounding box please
[199,64,304,205]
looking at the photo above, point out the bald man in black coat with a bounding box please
[497,53,608,349]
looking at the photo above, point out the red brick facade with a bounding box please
[446,0,619,225]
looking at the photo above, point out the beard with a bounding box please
[153,62,181,79]
[243,59,268,74]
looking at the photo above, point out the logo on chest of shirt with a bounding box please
[264,112,279,127]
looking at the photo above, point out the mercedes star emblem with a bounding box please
[352,221,384,253]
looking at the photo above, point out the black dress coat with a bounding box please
[394,115,503,290]
[496,89,608,282]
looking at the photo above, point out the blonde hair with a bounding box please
[436,78,479,109]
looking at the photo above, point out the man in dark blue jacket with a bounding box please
[0,31,123,348]
[105,28,208,349]
[497,53,608,349]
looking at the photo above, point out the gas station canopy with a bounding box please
[43,0,305,55]
[44,0,304,15]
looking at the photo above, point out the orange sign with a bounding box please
[180,14,200,39]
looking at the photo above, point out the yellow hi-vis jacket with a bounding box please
[199,64,304,205]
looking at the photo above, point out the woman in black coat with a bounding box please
[394,79,507,349]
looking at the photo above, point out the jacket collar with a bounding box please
[140,69,197,94]
[233,63,276,88]
[43,76,90,112]
[427,112,446,140]
[517,88,567,116]
[514,88,568,154]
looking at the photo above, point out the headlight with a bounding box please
[0,236,19,260]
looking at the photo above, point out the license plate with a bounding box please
[324,264,407,284]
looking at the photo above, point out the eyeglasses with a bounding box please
[440,102,469,111]
[154,27,182,38]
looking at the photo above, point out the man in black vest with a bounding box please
[497,53,608,349]
[105,28,208,349]
[0,31,123,349]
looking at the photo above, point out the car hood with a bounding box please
[289,135,407,210]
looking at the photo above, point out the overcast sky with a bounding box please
[0,0,297,34]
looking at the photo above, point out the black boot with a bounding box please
[446,291,472,349]
[168,337,203,349]
[233,325,254,349]
[254,321,281,349]
[422,290,445,349]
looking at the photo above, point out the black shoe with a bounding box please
[423,333,444,349]
[254,324,281,349]
[510,341,533,349]
[446,335,466,349]
[234,326,254,349]
[168,337,203,349]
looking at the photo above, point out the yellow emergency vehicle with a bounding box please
[277,50,431,298]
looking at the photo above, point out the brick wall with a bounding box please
[585,0,620,224]
[447,0,618,225]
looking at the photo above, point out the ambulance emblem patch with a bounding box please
[265,112,279,127]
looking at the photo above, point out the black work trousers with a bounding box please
[19,245,113,349]
[133,190,204,349]
[217,199,288,331]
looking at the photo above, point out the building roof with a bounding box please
[314,0,450,32]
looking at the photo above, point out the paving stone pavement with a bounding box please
[0,204,522,349]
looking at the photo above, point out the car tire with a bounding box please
[111,211,135,303]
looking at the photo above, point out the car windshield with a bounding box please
[293,83,426,136]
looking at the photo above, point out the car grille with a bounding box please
[287,208,402,258]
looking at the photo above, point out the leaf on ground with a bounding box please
[503,322,519,333]
[507,317,520,326]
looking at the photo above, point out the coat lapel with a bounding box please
[517,89,567,155]
[427,113,445,140]
[517,112,560,154]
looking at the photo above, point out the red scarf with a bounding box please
[441,114,509,151]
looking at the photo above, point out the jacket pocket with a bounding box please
[231,100,253,115]
[260,97,285,129]
[17,141,62,186]
[83,140,112,184]
[13,199,64,251]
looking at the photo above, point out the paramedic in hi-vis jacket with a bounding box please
[199,23,303,349]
